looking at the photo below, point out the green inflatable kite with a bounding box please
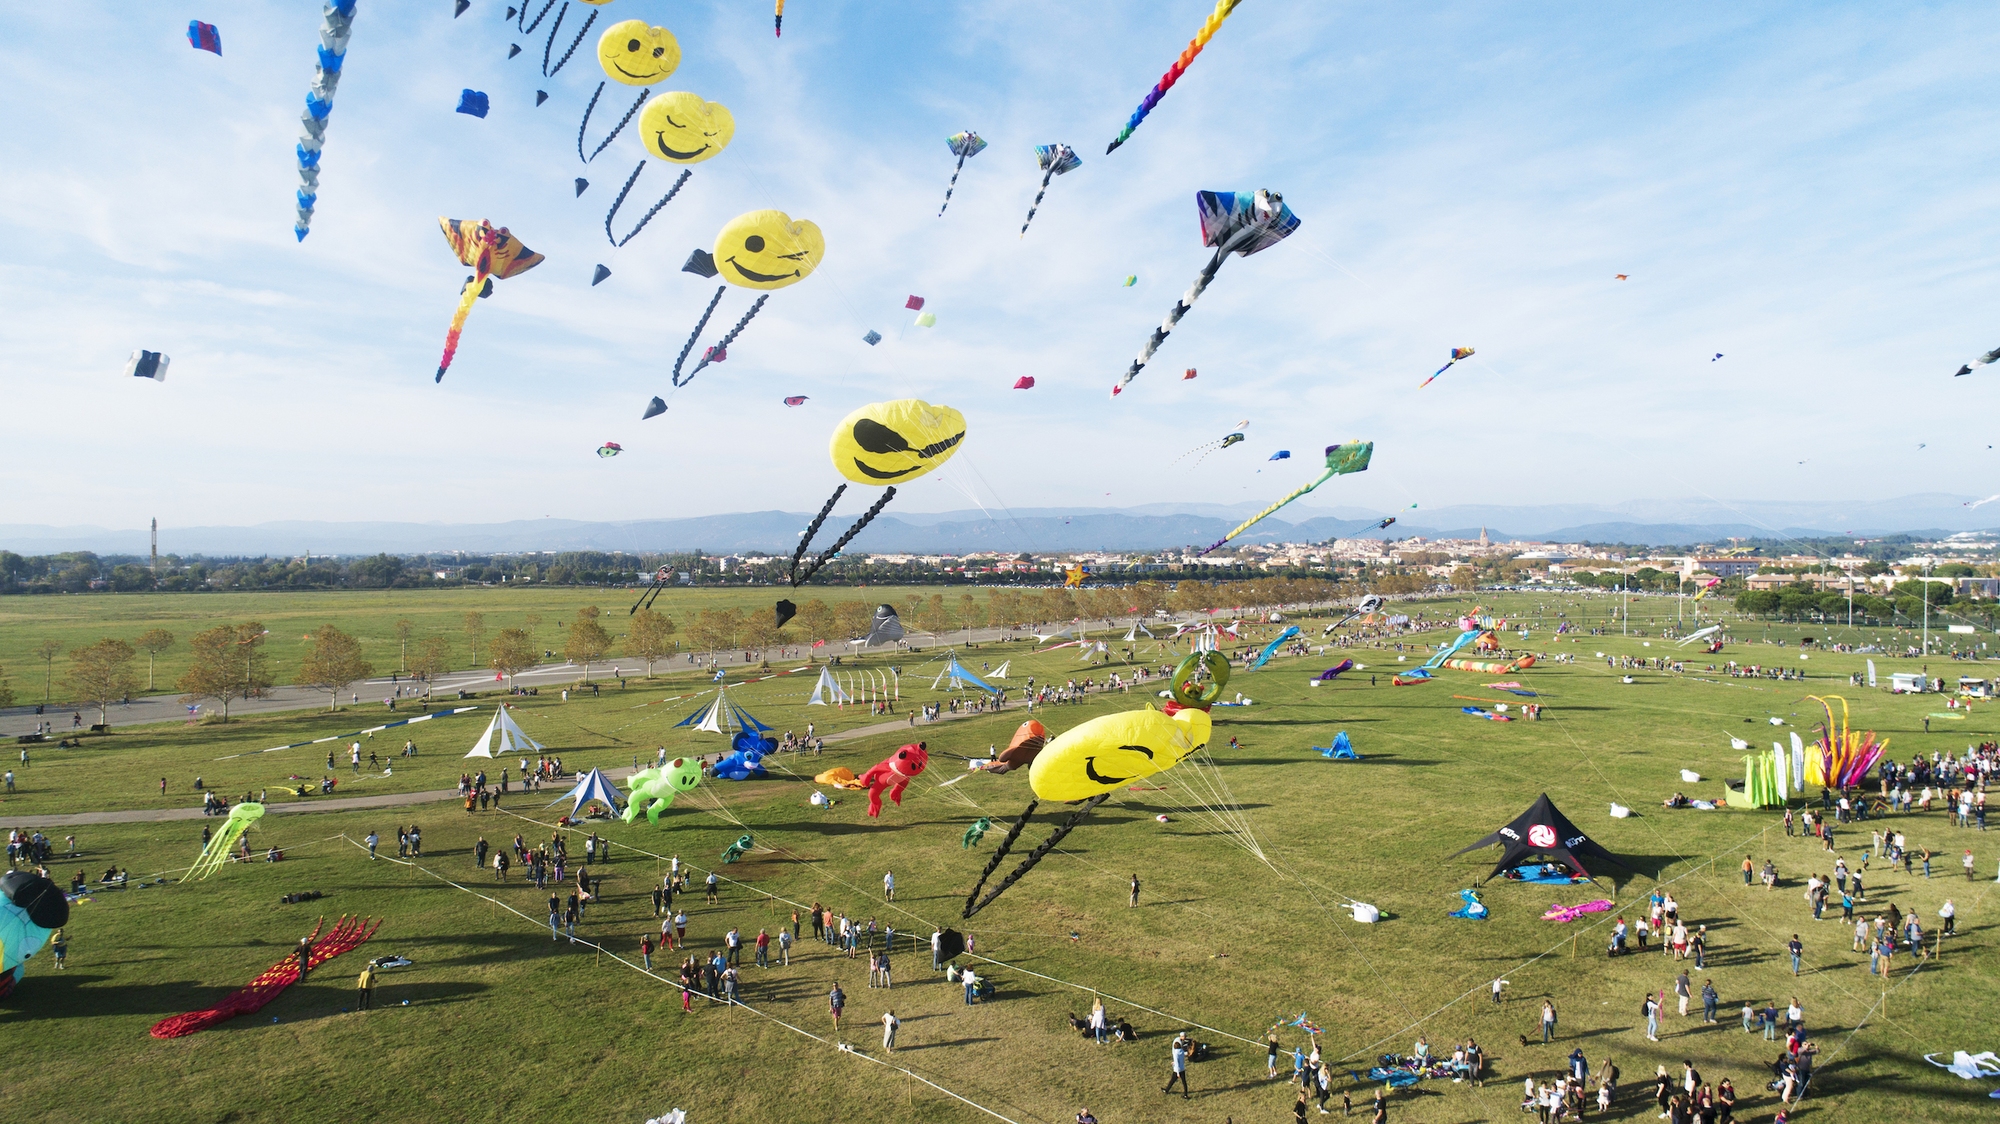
[184,803,265,882]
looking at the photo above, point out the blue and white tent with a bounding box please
[551,766,621,814]
[929,653,1000,696]
[673,687,773,735]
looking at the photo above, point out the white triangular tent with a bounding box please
[989,660,1010,679]
[807,666,853,706]
[1124,622,1154,641]
[550,767,622,814]
[465,706,544,759]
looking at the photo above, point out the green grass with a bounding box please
[5,591,1997,1123]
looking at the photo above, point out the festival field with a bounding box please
[4,591,1996,1123]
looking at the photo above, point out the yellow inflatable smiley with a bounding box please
[830,399,966,484]
[597,20,680,86]
[638,92,734,164]
[713,209,825,290]
[1028,706,1212,803]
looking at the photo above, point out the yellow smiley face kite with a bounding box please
[713,209,825,290]
[597,19,680,86]
[1027,705,1212,803]
[830,399,966,485]
[638,92,735,164]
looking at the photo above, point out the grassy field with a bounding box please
[3,590,1997,1123]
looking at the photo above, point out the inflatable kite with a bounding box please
[125,350,169,383]
[714,728,776,780]
[780,400,963,608]
[150,915,380,1037]
[651,209,823,403]
[623,757,702,824]
[293,0,356,241]
[1268,450,1290,461]
[1197,440,1371,555]
[1104,0,1244,154]
[0,871,68,999]
[434,218,545,383]
[858,743,928,817]
[863,603,906,645]
[974,720,1047,774]
[535,0,608,81]
[937,131,987,217]
[1113,189,1298,397]
[1541,900,1614,923]
[184,803,265,881]
[1804,695,1886,788]
[784,395,808,406]
[456,89,490,117]
[1246,625,1300,670]
[720,833,754,863]
[963,652,1222,918]
[774,0,784,36]
[597,442,622,457]
[1418,347,1474,389]
[1953,346,2000,377]
[1313,659,1355,682]
[1447,888,1487,920]
[962,817,993,848]
[1020,144,1081,236]
[602,90,731,252]
[1013,376,1036,389]
[1175,422,1249,467]
[188,20,222,55]
[1316,730,1357,759]
[814,766,867,789]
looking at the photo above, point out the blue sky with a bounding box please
[3,2,1999,531]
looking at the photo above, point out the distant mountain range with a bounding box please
[5,495,1994,556]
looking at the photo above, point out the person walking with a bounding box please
[1674,970,1691,1018]
[548,893,562,942]
[1700,979,1718,1024]
[883,870,896,901]
[1163,1031,1193,1098]
[1130,872,1141,907]
[1541,999,1558,1043]
[1966,849,1978,881]
[365,831,379,860]
[1787,934,1803,976]
[882,1009,900,1051]
[778,927,793,965]
[294,934,315,981]
[829,982,845,1034]
[356,962,376,1010]
[931,928,943,971]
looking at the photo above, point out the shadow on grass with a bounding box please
[899,1035,1003,1052]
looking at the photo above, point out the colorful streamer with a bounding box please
[1105,0,1245,154]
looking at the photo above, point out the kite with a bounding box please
[603,90,732,251]
[577,20,680,164]
[720,834,755,863]
[150,915,381,1038]
[779,400,963,612]
[814,766,867,789]
[937,132,987,217]
[863,603,906,646]
[1447,888,1488,919]
[649,210,823,406]
[863,330,882,345]
[1124,275,1137,287]
[643,396,667,419]
[1417,348,1474,389]
[1105,0,1244,154]
[1013,376,1036,389]
[1313,659,1355,683]
[972,720,1048,774]
[962,651,1223,918]
[184,803,265,881]
[293,0,356,241]
[962,817,993,848]
[536,0,607,81]
[1113,189,1298,397]
[1268,450,1290,461]
[456,0,469,15]
[1020,144,1081,237]
[858,743,928,817]
[784,395,808,406]
[1712,353,1723,361]
[906,295,926,310]
[0,871,69,999]
[1246,625,1300,670]
[1953,346,2000,377]
[1197,440,1372,555]
[125,351,169,383]
[456,89,490,118]
[774,0,784,37]
[187,20,222,55]
[624,756,704,820]
[1183,368,1197,380]
[1967,494,2000,509]
[433,218,545,383]
[1174,420,1249,466]
[1614,274,1627,280]
[1375,517,1396,530]
[914,310,937,328]
[597,442,622,457]
[1804,695,1886,788]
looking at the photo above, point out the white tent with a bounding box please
[807,666,853,706]
[465,706,544,759]
[550,767,622,814]
[989,660,1011,679]
[1124,622,1154,641]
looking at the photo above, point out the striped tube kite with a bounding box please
[434,219,546,383]
[294,0,357,241]
[1197,440,1371,555]
[1105,0,1245,154]
[1418,348,1474,388]
[1804,695,1886,789]
[1019,144,1081,237]
[937,131,987,217]
[183,803,265,881]
[150,915,381,1038]
[1112,189,1298,398]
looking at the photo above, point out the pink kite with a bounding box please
[905,295,926,310]
[1541,900,1614,923]
[1013,376,1036,389]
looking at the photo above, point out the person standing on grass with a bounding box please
[674,909,687,946]
[1675,969,1691,1018]
[725,927,742,967]
[1701,979,1718,1024]
[49,928,66,970]
[548,893,561,941]
[882,1009,899,1051]
[1541,999,1558,1043]
[1787,934,1803,976]
[1742,855,1754,885]
[1643,993,1660,1041]
[1967,849,1978,881]
[356,962,376,1010]
[755,928,770,968]
[1130,872,1141,907]
[295,934,314,981]
[679,958,696,1012]
[640,933,654,971]
[962,966,979,1005]
[884,870,896,901]
[778,926,793,965]
[1163,1031,1192,1098]
[1267,1026,1282,1076]
[931,928,943,971]
[829,982,846,1034]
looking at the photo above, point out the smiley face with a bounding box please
[638,92,734,164]
[829,398,966,485]
[1028,706,1211,803]
[597,19,681,86]
[712,209,824,290]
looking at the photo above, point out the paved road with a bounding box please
[3,710,982,829]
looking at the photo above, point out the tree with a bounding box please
[1035,588,1075,623]
[689,609,742,656]
[394,619,414,671]
[295,625,374,711]
[793,599,835,647]
[463,612,487,669]
[0,668,14,709]
[410,635,452,689]
[33,638,62,704]
[177,624,270,720]
[135,628,175,692]
[627,608,677,675]
[957,594,985,637]
[832,601,874,643]
[1450,566,1478,591]
[737,611,780,661]
[987,589,1023,627]
[68,639,138,725]
[563,606,613,677]
[524,613,544,652]
[489,627,537,686]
